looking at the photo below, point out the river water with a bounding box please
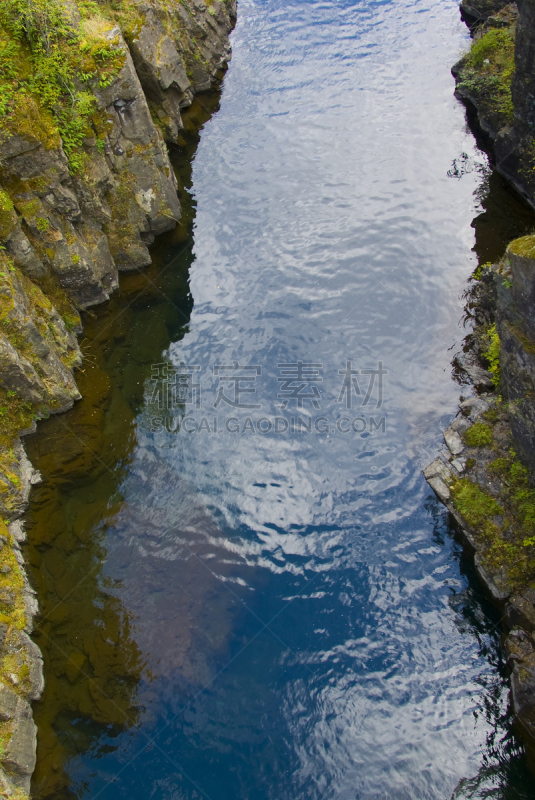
[23,0,535,798]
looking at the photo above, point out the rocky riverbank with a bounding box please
[425,0,535,774]
[0,1,236,795]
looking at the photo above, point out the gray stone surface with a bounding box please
[427,475,451,502]
[128,0,236,143]
[459,395,492,419]
[4,225,47,280]
[463,362,495,389]
[506,627,535,770]
[7,522,25,544]
[505,589,535,633]
[495,257,535,473]
[506,240,535,341]
[474,555,512,602]
[2,699,37,784]
[444,427,464,456]
[19,632,44,702]
[423,457,454,484]
[0,683,19,722]
[460,0,512,23]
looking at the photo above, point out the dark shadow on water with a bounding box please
[471,169,535,266]
[24,93,227,799]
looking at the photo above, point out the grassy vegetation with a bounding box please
[457,26,515,125]
[0,0,125,172]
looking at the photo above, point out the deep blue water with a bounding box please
[26,0,535,798]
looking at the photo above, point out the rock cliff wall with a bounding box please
[0,0,236,795]
[425,0,535,776]
[453,0,535,208]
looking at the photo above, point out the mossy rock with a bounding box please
[456,23,515,125]
[508,235,535,260]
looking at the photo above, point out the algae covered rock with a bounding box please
[2,698,37,794]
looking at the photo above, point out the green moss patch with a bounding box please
[451,477,503,530]
[456,25,515,125]
[507,234,535,259]
[482,323,500,387]
[26,272,81,334]
[450,475,535,585]
[0,260,81,397]
[0,521,27,631]
[0,387,39,519]
[0,191,16,240]
[489,453,535,540]
[463,421,494,447]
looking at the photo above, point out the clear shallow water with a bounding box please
[24,0,535,798]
